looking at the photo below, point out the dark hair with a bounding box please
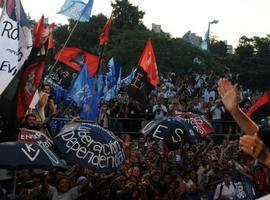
[25,113,36,120]
[56,177,70,191]
[223,171,232,177]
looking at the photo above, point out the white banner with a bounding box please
[0,0,32,95]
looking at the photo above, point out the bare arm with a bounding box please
[217,78,259,135]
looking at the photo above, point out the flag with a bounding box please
[57,0,94,22]
[105,57,121,91]
[16,15,53,120]
[33,15,47,47]
[103,67,122,101]
[99,15,113,45]
[247,91,270,123]
[16,56,46,120]
[68,64,98,120]
[0,0,32,95]
[127,67,152,106]
[121,68,137,85]
[43,22,56,80]
[138,39,159,87]
[54,47,99,77]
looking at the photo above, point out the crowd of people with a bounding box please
[0,70,270,200]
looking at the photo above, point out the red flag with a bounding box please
[47,23,56,49]
[138,39,159,87]
[54,47,99,77]
[246,91,270,122]
[177,112,214,137]
[33,15,49,47]
[16,57,46,120]
[99,15,113,45]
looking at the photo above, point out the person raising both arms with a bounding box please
[217,78,270,167]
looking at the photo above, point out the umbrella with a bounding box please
[141,117,201,150]
[54,123,126,173]
[176,112,214,137]
[0,141,66,198]
[0,142,65,170]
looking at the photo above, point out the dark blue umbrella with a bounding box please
[54,123,126,173]
[0,142,65,170]
[141,117,201,150]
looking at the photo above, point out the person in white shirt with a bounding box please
[213,172,237,200]
[210,100,225,134]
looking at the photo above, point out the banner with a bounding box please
[0,0,32,94]
[18,128,53,148]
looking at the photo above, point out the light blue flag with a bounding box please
[57,0,94,22]
[104,68,122,101]
[106,58,121,89]
[68,64,98,120]
[121,68,137,85]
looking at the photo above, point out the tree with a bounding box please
[111,0,145,30]
[209,37,228,58]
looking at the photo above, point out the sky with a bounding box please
[7,0,270,48]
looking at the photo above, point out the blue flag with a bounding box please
[68,64,98,120]
[121,68,137,85]
[104,68,122,101]
[57,0,94,22]
[106,57,121,89]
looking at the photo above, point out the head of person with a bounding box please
[163,173,172,185]
[41,83,51,94]
[56,177,71,193]
[132,166,140,177]
[200,194,209,200]
[25,114,37,128]
[223,172,232,185]
[101,104,108,112]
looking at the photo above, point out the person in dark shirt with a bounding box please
[20,113,42,131]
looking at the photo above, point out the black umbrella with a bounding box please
[141,117,201,150]
[54,123,126,173]
[0,141,65,198]
[0,142,65,170]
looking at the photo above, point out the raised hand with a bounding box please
[239,134,270,166]
[217,78,240,113]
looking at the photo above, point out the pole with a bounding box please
[12,170,17,200]
[207,22,211,51]
[47,20,80,78]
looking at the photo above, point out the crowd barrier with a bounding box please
[51,117,242,138]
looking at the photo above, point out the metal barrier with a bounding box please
[50,117,243,139]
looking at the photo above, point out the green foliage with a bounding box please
[209,37,228,58]
[51,0,230,78]
[111,0,145,30]
[231,35,270,89]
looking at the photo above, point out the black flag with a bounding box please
[127,67,153,107]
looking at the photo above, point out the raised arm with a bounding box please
[217,78,259,135]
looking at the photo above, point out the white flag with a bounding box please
[0,0,32,95]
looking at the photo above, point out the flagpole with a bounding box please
[96,44,105,74]
[85,44,105,121]
[46,20,80,78]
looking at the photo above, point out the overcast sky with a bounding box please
[9,0,270,47]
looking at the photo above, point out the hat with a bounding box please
[76,176,87,184]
